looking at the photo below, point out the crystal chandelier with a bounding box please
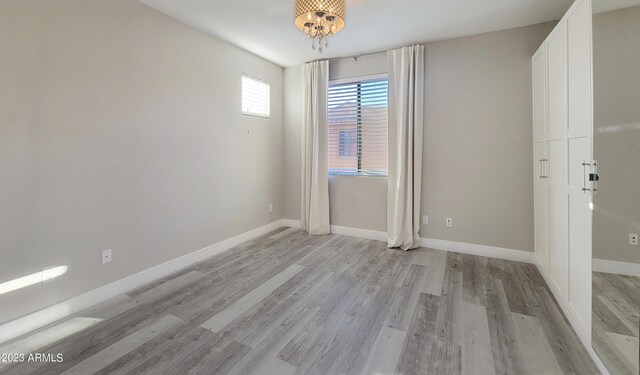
[294,0,345,52]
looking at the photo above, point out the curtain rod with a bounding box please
[305,49,386,64]
[307,43,421,64]
[327,50,386,63]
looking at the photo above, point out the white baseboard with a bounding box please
[420,238,534,263]
[282,220,534,263]
[280,219,302,229]
[280,220,388,243]
[330,225,388,242]
[0,219,290,345]
[592,258,640,277]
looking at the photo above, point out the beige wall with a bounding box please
[592,6,640,264]
[284,22,556,251]
[283,66,303,222]
[0,0,284,323]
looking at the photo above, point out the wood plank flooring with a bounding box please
[592,271,639,375]
[0,228,599,374]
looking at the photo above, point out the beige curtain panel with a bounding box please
[301,60,331,235]
[386,45,425,250]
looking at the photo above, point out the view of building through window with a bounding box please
[327,77,388,175]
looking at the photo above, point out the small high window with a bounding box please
[242,75,270,118]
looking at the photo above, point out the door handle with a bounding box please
[582,161,592,192]
[590,160,598,194]
[539,159,544,179]
[539,159,548,179]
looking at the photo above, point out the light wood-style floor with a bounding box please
[592,271,639,375]
[0,228,599,374]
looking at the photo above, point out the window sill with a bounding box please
[328,173,388,178]
[242,112,270,119]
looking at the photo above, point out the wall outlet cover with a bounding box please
[630,233,639,246]
[422,215,428,225]
[102,249,112,264]
[446,218,453,227]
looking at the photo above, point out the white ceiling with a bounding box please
[138,0,634,67]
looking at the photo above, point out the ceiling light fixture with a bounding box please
[294,0,345,52]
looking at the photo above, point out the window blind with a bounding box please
[328,76,388,176]
[242,75,270,118]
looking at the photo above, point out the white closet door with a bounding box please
[534,142,549,272]
[566,0,593,338]
[546,22,568,297]
[532,49,547,144]
[532,46,549,273]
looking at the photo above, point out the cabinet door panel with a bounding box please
[568,194,592,332]
[567,0,593,335]
[547,25,567,139]
[548,185,566,295]
[545,19,569,299]
[534,142,549,272]
[568,0,592,133]
[568,137,589,188]
[533,50,547,143]
[548,140,563,182]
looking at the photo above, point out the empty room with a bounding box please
[1,0,638,374]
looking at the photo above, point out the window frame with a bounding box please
[241,74,271,119]
[328,73,389,177]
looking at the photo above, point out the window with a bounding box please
[242,75,270,118]
[328,75,388,176]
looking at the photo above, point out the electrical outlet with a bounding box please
[422,215,428,225]
[102,249,112,264]
[630,233,639,246]
[269,204,273,213]
[446,218,453,227]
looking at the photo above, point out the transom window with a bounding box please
[328,75,388,176]
[242,75,270,118]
